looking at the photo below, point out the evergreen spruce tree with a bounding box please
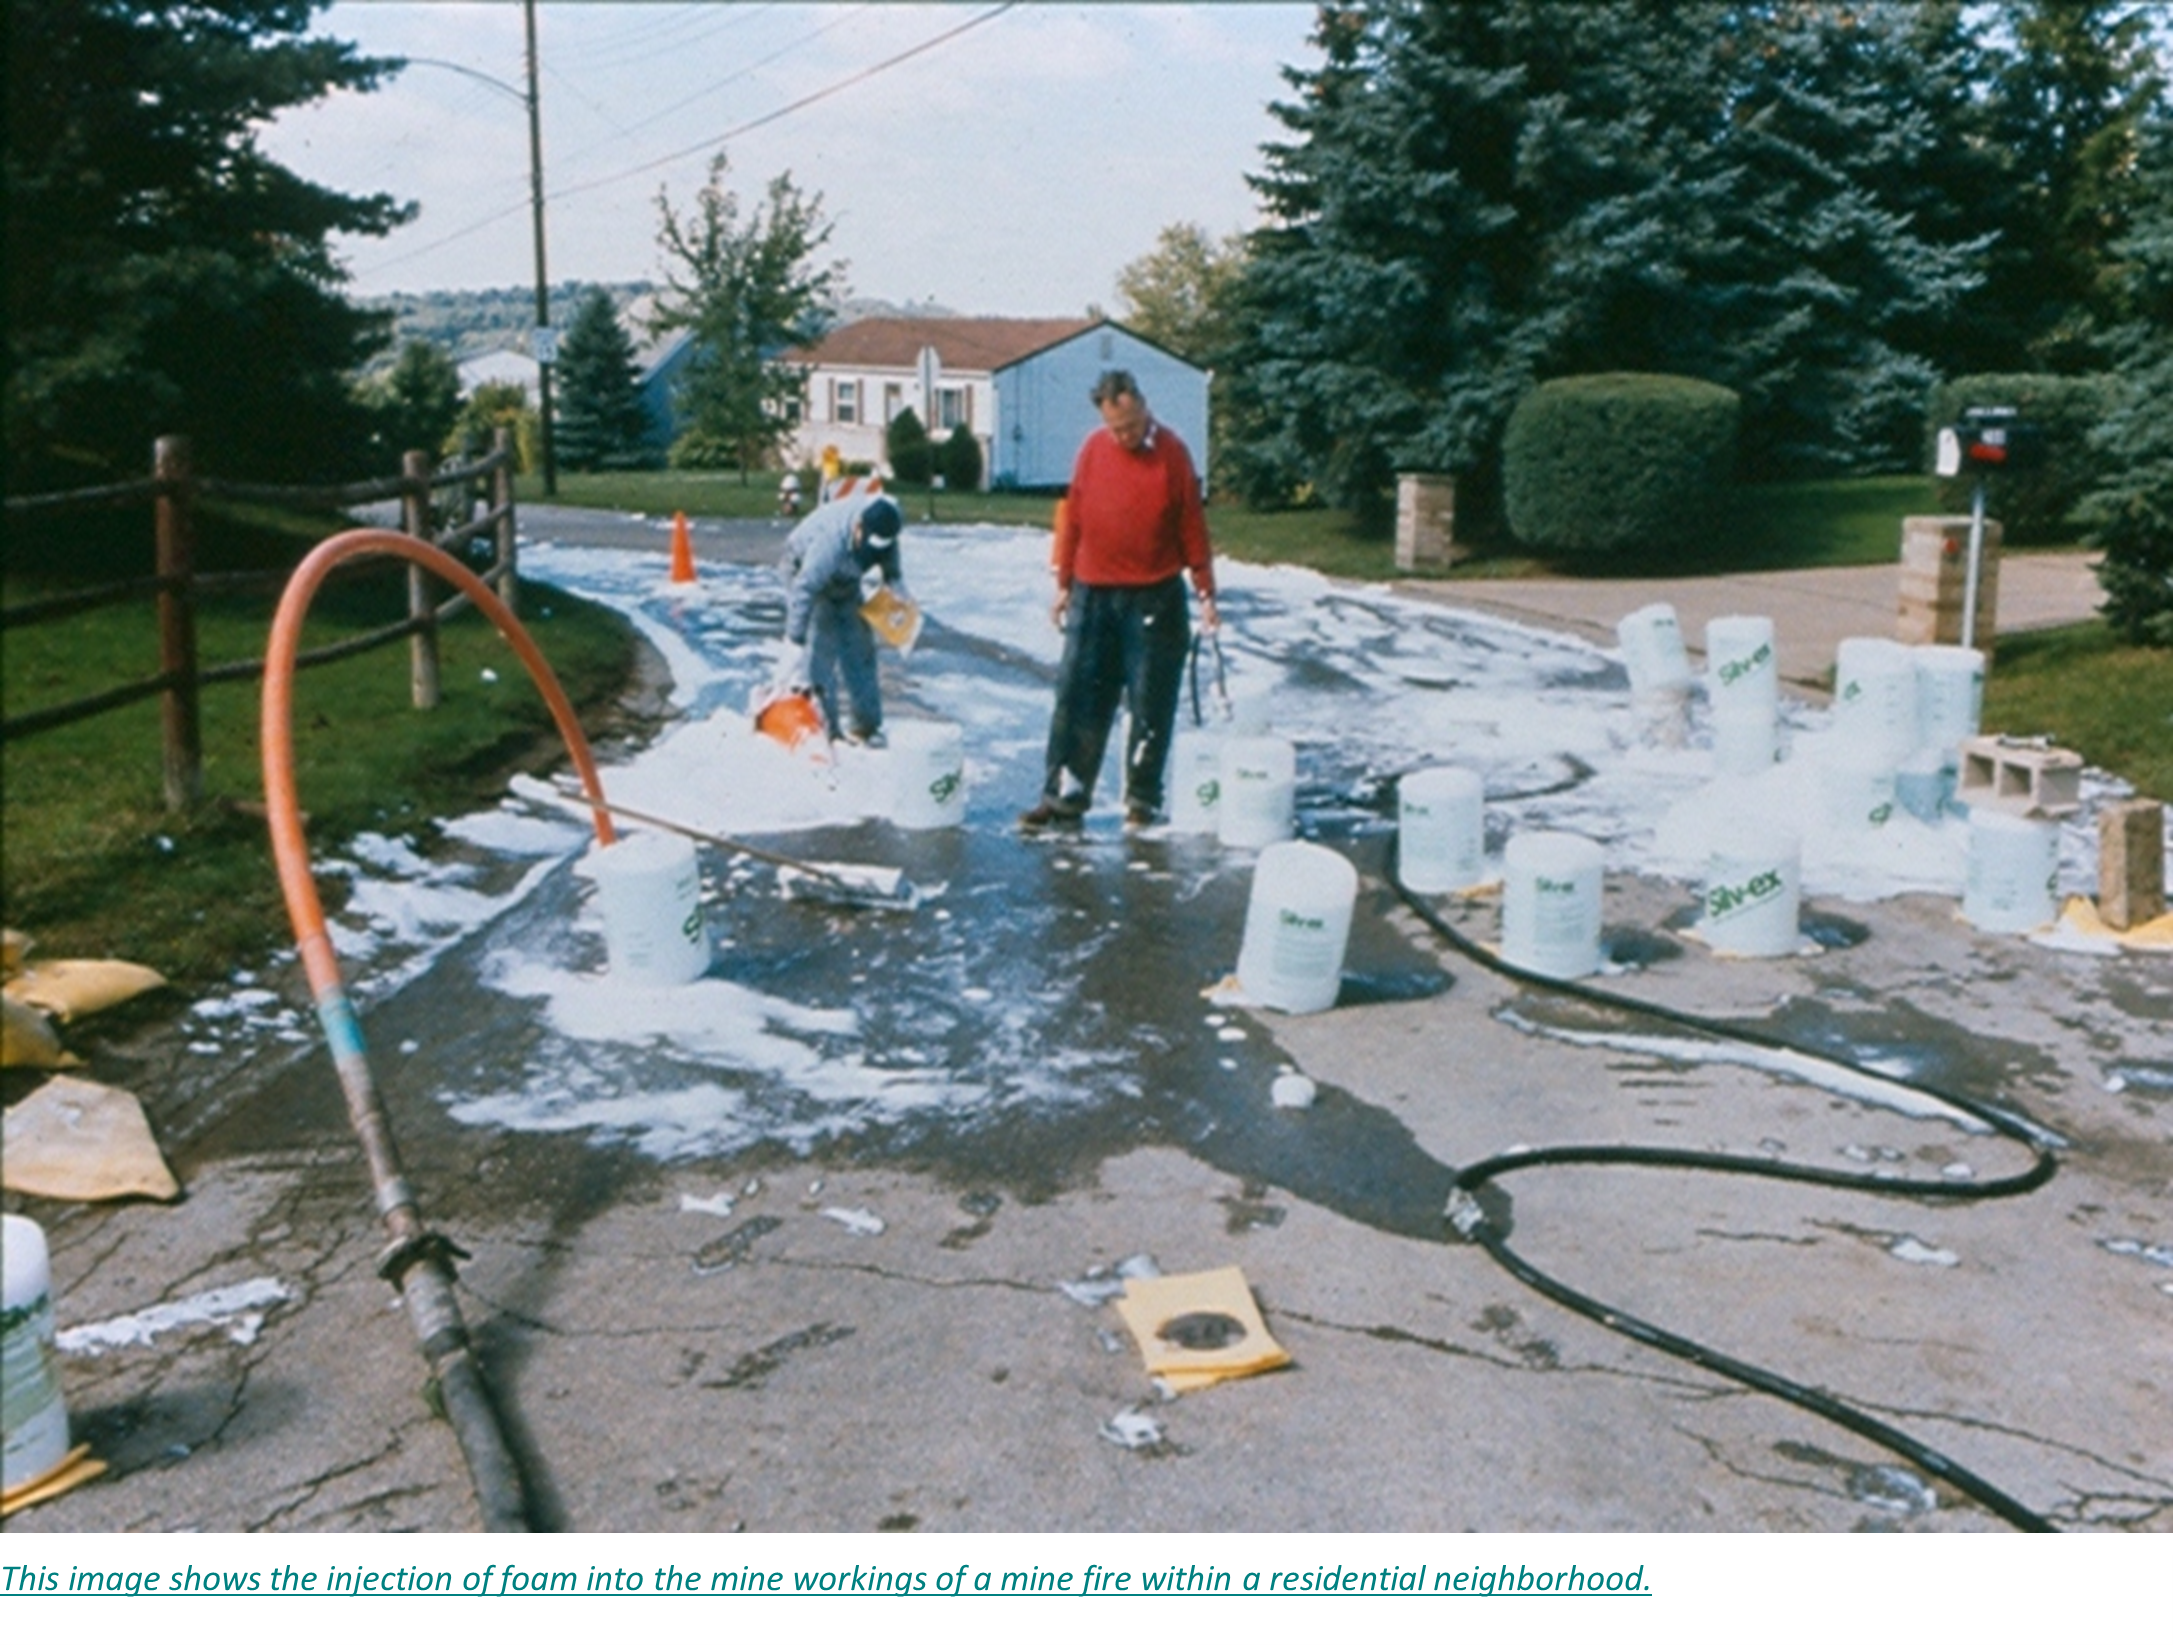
[2085,115,2173,645]
[5,0,408,486]
[554,288,654,470]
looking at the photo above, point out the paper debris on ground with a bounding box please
[1112,1265,1291,1393]
[4,958,168,1022]
[2043,896,2173,952]
[3,1074,181,1202]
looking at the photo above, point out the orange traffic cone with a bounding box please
[669,511,696,584]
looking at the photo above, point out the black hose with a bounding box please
[1385,834,2062,1532]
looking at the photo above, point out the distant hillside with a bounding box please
[364,285,956,371]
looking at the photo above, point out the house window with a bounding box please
[884,383,903,425]
[834,378,859,425]
[936,386,968,429]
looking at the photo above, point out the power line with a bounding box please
[355,2,1015,280]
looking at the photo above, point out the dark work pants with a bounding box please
[1040,576,1190,814]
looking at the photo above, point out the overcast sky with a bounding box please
[262,2,1319,315]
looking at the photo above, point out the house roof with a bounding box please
[784,316,1098,373]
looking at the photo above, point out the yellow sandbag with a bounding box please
[2,997,78,1069]
[860,584,923,653]
[4,959,168,1023]
[2,1074,181,1202]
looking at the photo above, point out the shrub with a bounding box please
[669,429,737,470]
[938,424,983,492]
[1926,375,2112,545]
[1503,375,1740,559]
[886,407,933,485]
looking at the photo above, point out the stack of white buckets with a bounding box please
[582,718,970,984]
[1619,600,2050,941]
[1193,689,1360,1014]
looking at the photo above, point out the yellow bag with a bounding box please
[860,584,923,654]
[2,997,78,1069]
[5,959,168,1023]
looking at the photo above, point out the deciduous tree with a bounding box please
[652,152,841,477]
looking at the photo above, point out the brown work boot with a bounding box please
[1017,800,1084,833]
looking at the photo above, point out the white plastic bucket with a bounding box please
[1631,687,1694,749]
[1711,711,1778,774]
[1914,644,1985,766]
[887,718,967,829]
[1834,637,1921,767]
[1218,736,1297,849]
[1823,748,1899,834]
[1618,602,1694,693]
[1501,831,1606,979]
[1225,685,1273,738]
[1235,841,1358,1014]
[3,1213,70,1491]
[1895,748,1953,823]
[1963,811,2061,933]
[587,830,709,984]
[1168,737,1223,834]
[1706,615,1779,774]
[1398,766,1486,893]
[1701,828,1801,957]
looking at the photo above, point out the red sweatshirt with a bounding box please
[1052,421,1214,599]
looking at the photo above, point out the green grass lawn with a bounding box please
[1987,623,2173,801]
[525,469,1989,581]
[3,566,637,990]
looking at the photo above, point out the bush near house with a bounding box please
[1927,374,2112,545]
[887,408,933,486]
[1503,375,1740,560]
[938,423,983,492]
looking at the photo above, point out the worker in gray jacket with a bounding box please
[778,492,905,743]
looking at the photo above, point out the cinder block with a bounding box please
[1957,734,2082,819]
[2098,798,2166,930]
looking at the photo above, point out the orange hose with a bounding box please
[262,528,616,1007]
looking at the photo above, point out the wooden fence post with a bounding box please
[154,435,202,809]
[402,450,441,709]
[492,426,519,616]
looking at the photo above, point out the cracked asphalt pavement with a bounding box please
[7,510,2167,1534]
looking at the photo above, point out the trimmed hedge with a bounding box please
[1926,374,2111,545]
[1503,374,1739,559]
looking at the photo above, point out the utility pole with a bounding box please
[524,0,557,495]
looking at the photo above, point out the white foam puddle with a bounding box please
[58,1278,293,1356]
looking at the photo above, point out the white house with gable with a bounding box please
[780,316,1208,491]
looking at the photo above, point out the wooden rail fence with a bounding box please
[3,430,521,809]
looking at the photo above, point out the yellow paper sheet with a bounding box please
[1112,1266,1291,1393]
[1,1446,108,1518]
[3,1074,181,1202]
[2057,896,2173,950]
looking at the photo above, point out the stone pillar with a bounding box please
[1898,515,2001,650]
[1394,472,1462,571]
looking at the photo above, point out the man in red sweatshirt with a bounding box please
[1020,369,1219,831]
